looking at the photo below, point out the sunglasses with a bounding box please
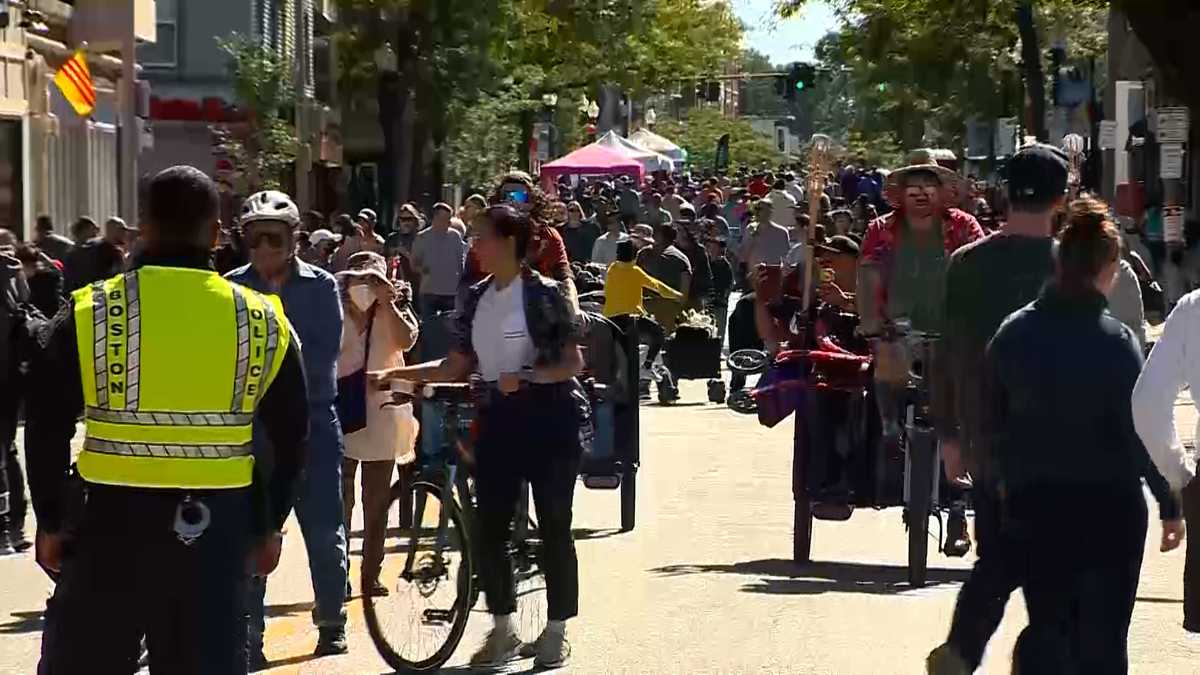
[503,188,530,205]
[246,229,289,249]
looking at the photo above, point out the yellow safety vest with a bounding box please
[72,266,291,490]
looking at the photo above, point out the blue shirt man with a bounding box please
[227,255,349,660]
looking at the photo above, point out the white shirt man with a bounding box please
[785,176,805,205]
[767,185,798,231]
[1132,290,1200,492]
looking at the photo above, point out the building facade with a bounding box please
[0,0,134,239]
[139,0,342,215]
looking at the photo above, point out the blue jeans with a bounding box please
[247,405,348,651]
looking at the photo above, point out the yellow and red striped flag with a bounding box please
[54,50,95,117]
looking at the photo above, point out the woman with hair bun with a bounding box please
[984,197,1182,673]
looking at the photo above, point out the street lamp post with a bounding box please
[374,43,400,229]
[541,93,558,160]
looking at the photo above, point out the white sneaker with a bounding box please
[524,628,571,669]
[468,626,522,668]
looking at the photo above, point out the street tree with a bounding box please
[216,35,297,192]
[334,0,744,206]
[655,107,785,171]
[776,0,1106,148]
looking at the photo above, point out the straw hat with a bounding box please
[884,149,967,207]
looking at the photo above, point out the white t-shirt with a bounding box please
[471,279,536,381]
[768,189,799,229]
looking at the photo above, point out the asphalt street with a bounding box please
[2,379,1200,674]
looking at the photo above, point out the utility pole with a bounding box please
[119,6,138,226]
[294,0,313,213]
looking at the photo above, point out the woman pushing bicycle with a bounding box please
[369,202,590,670]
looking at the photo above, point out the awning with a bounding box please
[540,143,644,182]
[594,131,673,172]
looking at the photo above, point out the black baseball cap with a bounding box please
[817,234,861,257]
[1007,144,1069,205]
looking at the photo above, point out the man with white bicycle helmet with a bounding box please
[227,190,351,668]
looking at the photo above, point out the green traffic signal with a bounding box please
[796,81,805,91]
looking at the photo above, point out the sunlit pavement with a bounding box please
[3,381,1200,673]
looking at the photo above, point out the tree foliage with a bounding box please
[217,35,297,192]
[655,107,785,171]
[775,0,1107,153]
[333,0,745,196]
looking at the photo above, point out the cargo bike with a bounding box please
[727,315,966,588]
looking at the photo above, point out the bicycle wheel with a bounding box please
[364,481,474,672]
[512,536,548,645]
[511,490,548,645]
[905,427,935,588]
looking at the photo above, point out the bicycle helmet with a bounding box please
[240,190,300,228]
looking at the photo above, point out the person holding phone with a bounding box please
[371,203,588,670]
[335,252,419,599]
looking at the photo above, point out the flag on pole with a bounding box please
[54,51,95,117]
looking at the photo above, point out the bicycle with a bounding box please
[362,380,546,672]
[870,318,942,588]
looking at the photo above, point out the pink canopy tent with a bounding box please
[539,143,645,185]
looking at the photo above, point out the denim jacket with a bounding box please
[452,267,581,369]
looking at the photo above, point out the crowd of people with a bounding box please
[0,136,1198,675]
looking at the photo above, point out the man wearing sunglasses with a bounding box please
[226,191,350,666]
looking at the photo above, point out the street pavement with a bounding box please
[3,379,1200,674]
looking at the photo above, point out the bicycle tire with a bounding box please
[906,428,935,588]
[364,481,474,672]
[727,349,769,375]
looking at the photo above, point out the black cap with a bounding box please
[817,234,861,257]
[1007,144,1069,204]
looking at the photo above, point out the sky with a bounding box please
[732,0,841,66]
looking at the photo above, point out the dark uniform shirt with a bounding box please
[24,249,311,535]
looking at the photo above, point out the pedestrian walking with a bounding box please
[412,202,468,361]
[63,216,132,292]
[706,235,733,345]
[984,197,1181,674]
[562,201,601,264]
[927,144,1066,674]
[372,203,589,669]
[28,166,309,675]
[1131,260,1200,634]
[335,252,419,598]
[33,215,73,263]
[226,191,349,666]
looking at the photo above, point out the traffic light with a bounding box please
[695,81,706,100]
[784,62,817,99]
[706,81,721,102]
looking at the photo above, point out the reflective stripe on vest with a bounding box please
[73,267,290,490]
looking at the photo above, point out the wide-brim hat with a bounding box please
[884,149,967,207]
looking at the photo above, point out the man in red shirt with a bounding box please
[747,172,771,199]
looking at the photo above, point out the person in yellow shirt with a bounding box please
[604,240,683,384]
[603,240,683,317]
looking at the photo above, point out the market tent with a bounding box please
[594,131,674,172]
[540,143,644,182]
[629,128,688,166]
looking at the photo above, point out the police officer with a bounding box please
[26,166,310,675]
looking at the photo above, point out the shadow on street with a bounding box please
[572,527,624,541]
[0,609,44,634]
[651,558,970,595]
